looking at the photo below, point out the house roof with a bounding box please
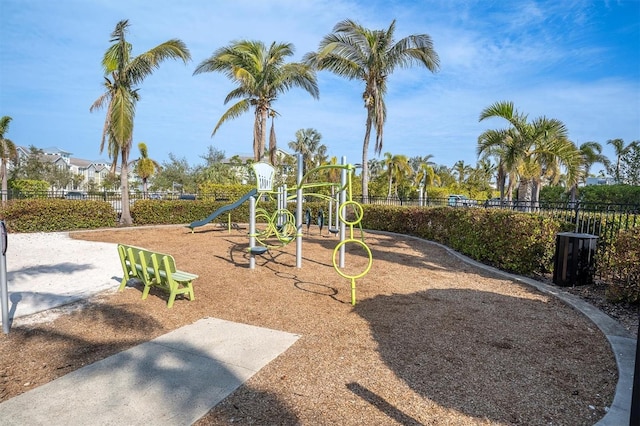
[41,147,72,156]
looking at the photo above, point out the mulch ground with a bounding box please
[0,225,621,425]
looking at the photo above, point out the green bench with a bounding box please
[117,244,198,308]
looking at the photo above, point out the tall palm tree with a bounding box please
[0,116,18,204]
[194,40,319,165]
[607,138,639,183]
[90,20,191,225]
[304,19,440,201]
[579,141,610,180]
[132,142,161,197]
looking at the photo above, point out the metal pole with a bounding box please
[328,186,334,233]
[249,196,256,270]
[296,154,303,268]
[1,221,9,334]
[339,157,347,268]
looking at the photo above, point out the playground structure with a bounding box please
[189,154,372,305]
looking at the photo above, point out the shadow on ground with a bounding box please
[354,288,615,424]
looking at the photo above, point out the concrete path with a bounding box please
[0,317,300,425]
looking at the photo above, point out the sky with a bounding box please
[1,0,639,174]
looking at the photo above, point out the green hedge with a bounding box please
[362,205,560,276]
[130,198,333,226]
[603,227,640,303]
[0,199,117,232]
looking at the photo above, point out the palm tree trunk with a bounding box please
[532,178,541,210]
[269,117,277,166]
[1,161,7,206]
[254,108,266,162]
[569,184,578,207]
[361,116,372,203]
[497,167,505,200]
[259,108,268,163]
[518,178,532,212]
[119,147,133,226]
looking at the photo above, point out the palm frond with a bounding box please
[212,99,251,136]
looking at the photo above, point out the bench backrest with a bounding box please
[118,244,178,280]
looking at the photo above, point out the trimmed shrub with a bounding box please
[0,199,116,232]
[603,227,640,303]
[362,205,560,276]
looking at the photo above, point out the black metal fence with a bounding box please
[0,190,185,213]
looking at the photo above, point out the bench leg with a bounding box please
[186,282,195,302]
[118,277,128,292]
[166,281,195,308]
[141,283,152,300]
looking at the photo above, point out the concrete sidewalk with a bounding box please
[0,317,300,425]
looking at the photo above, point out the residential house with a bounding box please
[14,146,123,192]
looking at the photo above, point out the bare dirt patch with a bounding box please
[0,226,626,425]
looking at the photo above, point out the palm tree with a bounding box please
[415,161,440,200]
[477,128,518,200]
[567,141,610,203]
[383,153,412,199]
[194,40,319,165]
[288,128,324,174]
[409,154,435,174]
[478,101,581,206]
[452,160,472,186]
[304,19,440,201]
[527,117,581,203]
[607,138,639,183]
[470,158,497,196]
[579,142,610,180]
[0,116,18,204]
[132,142,161,197]
[367,158,385,181]
[434,165,456,188]
[90,20,191,225]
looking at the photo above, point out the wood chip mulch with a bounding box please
[0,225,623,425]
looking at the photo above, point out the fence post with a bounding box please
[574,201,581,233]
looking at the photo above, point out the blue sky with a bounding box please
[1,0,639,174]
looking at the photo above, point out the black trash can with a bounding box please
[552,232,598,286]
